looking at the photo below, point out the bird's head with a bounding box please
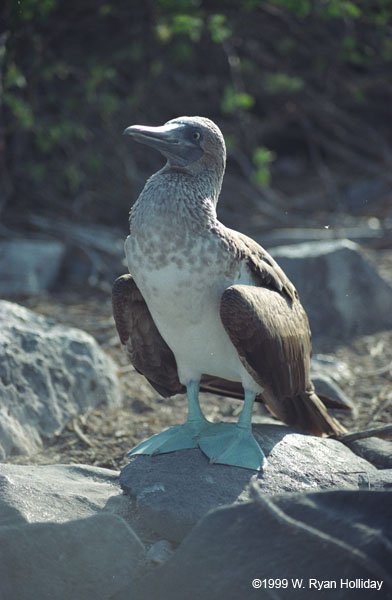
[123,116,226,182]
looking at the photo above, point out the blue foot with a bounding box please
[127,420,235,457]
[127,422,202,456]
[198,424,266,471]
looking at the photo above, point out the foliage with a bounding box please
[1,0,392,223]
[252,147,276,187]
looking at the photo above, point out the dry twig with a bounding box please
[336,425,392,444]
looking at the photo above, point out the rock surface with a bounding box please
[310,354,355,412]
[0,239,65,296]
[124,488,392,600]
[0,300,121,459]
[0,463,146,600]
[270,239,392,345]
[146,539,174,565]
[120,424,387,543]
[1,513,145,600]
[0,463,126,526]
[257,225,386,248]
[1,458,391,600]
[346,437,392,469]
[310,371,354,411]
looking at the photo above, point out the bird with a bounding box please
[112,115,346,471]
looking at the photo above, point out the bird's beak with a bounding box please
[123,122,182,145]
[123,122,203,167]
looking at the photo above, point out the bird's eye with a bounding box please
[193,131,201,140]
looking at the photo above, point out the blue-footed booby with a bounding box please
[113,116,346,471]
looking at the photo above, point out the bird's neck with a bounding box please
[130,168,221,232]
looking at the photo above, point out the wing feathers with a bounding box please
[224,227,297,301]
[220,284,345,435]
[112,274,184,397]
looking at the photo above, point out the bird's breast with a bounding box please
[124,229,258,386]
[125,231,235,317]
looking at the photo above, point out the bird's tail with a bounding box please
[268,390,347,436]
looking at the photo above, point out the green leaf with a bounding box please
[208,14,232,43]
[264,73,304,94]
[252,146,276,187]
[343,2,362,18]
[3,92,34,128]
[171,14,203,42]
[64,164,83,194]
[5,63,27,89]
[253,146,276,168]
[155,21,172,43]
[221,86,255,113]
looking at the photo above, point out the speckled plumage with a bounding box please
[113,116,346,440]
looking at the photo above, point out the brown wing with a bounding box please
[112,274,246,401]
[220,284,346,436]
[223,227,297,301]
[112,274,184,397]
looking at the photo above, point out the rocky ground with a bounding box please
[6,245,391,472]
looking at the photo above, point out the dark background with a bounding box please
[1,0,391,471]
[1,0,391,242]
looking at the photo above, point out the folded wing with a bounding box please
[220,283,346,435]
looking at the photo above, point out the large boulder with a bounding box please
[0,239,65,296]
[119,424,391,543]
[1,459,391,600]
[0,464,146,600]
[0,300,121,459]
[124,488,392,600]
[1,514,145,600]
[0,463,127,526]
[270,239,392,346]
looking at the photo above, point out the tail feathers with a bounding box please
[317,392,353,412]
[268,390,347,436]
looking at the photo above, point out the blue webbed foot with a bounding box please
[198,424,266,471]
[128,380,218,457]
[127,421,202,456]
[127,419,234,457]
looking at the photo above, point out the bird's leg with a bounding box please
[198,390,267,471]
[127,380,211,457]
[186,380,209,425]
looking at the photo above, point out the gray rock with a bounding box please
[0,513,145,600]
[0,463,146,600]
[27,216,126,289]
[310,354,356,412]
[346,437,392,469]
[356,468,392,490]
[0,300,121,459]
[311,354,353,385]
[257,226,386,248]
[0,463,127,526]
[0,239,65,296]
[310,372,355,412]
[120,424,380,543]
[341,178,390,212]
[126,489,392,600]
[270,239,392,345]
[146,540,174,565]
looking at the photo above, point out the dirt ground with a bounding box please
[6,247,392,471]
